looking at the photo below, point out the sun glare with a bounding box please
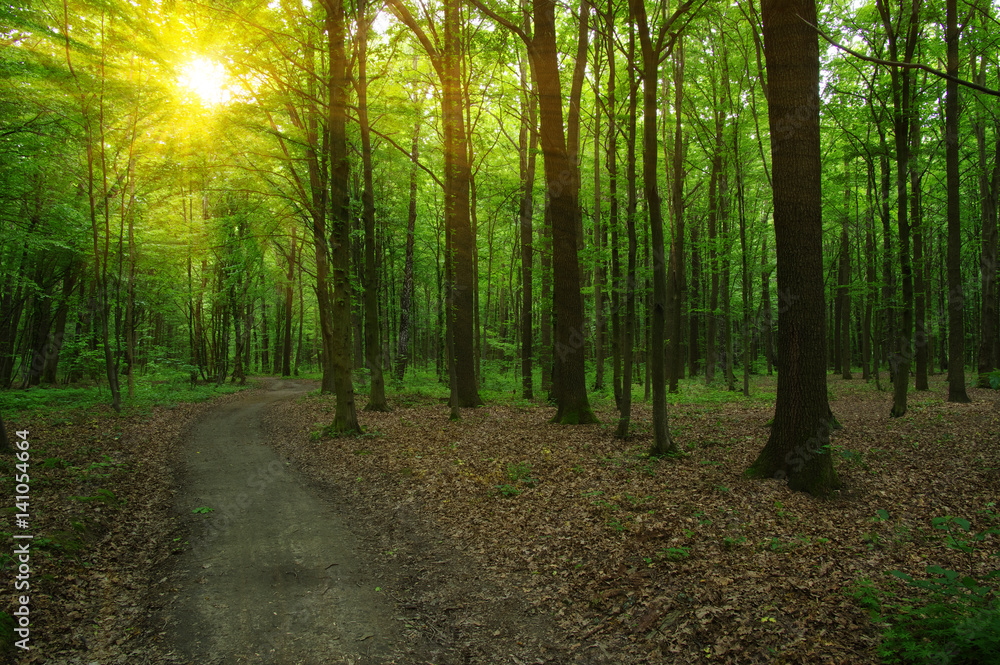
[178,57,231,107]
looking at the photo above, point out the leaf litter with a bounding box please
[263,375,999,664]
[1,375,996,664]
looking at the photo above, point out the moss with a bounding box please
[550,407,600,425]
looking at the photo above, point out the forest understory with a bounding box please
[2,374,997,664]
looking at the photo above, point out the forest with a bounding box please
[1,0,999,662]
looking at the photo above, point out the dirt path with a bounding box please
[158,380,400,664]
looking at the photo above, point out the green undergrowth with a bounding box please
[849,508,1000,664]
[379,360,806,412]
[0,369,251,420]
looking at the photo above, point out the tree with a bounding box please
[747,0,839,495]
[324,0,361,433]
[356,2,389,412]
[945,0,971,403]
[631,0,689,454]
[387,0,483,408]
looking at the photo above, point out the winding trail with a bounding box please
[160,380,398,664]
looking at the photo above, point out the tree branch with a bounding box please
[807,14,1000,97]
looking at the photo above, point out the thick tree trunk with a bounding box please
[0,409,10,454]
[632,0,674,452]
[747,0,839,496]
[533,0,596,424]
[325,0,361,432]
[879,0,918,417]
[945,0,970,402]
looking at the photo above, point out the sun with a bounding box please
[178,57,231,107]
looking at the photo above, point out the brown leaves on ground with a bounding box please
[266,375,999,664]
[0,390,258,664]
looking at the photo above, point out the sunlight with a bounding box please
[178,57,231,107]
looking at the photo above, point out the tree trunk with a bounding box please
[632,0,675,453]
[974,57,999,385]
[357,9,389,412]
[747,0,839,496]
[519,40,538,400]
[911,114,927,389]
[606,4,622,408]
[762,235,774,376]
[325,0,361,432]
[945,0,970,402]
[396,123,420,381]
[533,0,596,424]
[592,59,606,392]
[706,112,722,386]
[0,409,10,454]
[616,22,638,439]
[839,227,853,379]
[667,37,686,395]
[878,0,918,417]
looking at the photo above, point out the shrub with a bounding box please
[853,511,1000,664]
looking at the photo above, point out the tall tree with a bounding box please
[632,0,694,454]
[945,0,971,402]
[518,26,538,400]
[387,0,483,408]
[396,119,421,381]
[324,0,361,433]
[747,0,839,495]
[876,0,919,417]
[356,3,389,411]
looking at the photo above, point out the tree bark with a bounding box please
[839,227,852,379]
[533,0,596,424]
[396,123,421,381]
[667,37,686,396]
[747,0,839,496]
[519,39,538,400]
[877,0,918,417]
[616,21,638,439]
[632,0,675,453]
[324,0,361,432]
[357,8,389,411]
[945,0,970,402]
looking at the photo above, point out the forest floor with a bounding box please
[1,374,998,664]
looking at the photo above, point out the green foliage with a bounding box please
[492,462,539,498]
[850,511,1000,664]
[987,371,1000,390]
[506,461,538,487]
[192,506,213,514]
[71,488,123,508]
[660,546,690,561]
